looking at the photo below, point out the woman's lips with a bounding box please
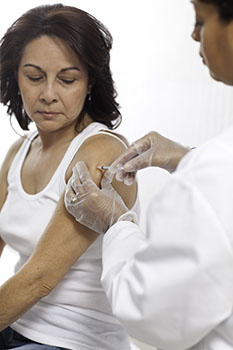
[39,111,59,118]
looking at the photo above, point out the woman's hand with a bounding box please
[106,131,190,185]
[65,161,135,234]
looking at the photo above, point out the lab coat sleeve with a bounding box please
[101,174,233,350]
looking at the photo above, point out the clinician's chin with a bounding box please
[208,69,223,82]
[209,71,233,85]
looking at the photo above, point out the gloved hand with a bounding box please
[106,131,190,186]
[65,161,136,234]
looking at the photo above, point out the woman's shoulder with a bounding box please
[0,136,25,180]
[3,137,25,168]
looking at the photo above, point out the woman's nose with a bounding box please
[40,82,58,104]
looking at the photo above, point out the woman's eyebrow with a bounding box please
[23,64,81,73]
[60,67,81,73]
[23,63,43,71]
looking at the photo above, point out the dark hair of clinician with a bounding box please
[200,0,233,22]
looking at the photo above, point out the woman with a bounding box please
[65,1,233,349]
[0,4,138,350]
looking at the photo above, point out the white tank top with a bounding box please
[0,122,140,350]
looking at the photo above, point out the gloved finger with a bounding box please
[68,191,91,208]
[65,185,87,206]
[73,161,93,184]
[68,162,96,196]
[109,135,152,174]
[75,164,99,197]
[123,149,152,172]
[101,169,114,188]
[108,145,139,174]
[115,168,128,182]
[68,170,83,194]
[65,186,77,204]
[130,135,153,154]
[123,172,136,186]
[66,175,76,194]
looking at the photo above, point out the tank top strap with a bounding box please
[94,130,128,149]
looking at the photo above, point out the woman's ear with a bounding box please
[87,77,95,95]
[86,83,94,101]
[87,86,92,95]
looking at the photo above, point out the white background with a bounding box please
[0,1,233,349]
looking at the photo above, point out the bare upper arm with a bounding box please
[66,133,137,209]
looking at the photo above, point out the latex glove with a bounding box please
[65,161,136,234]
[105,131,190,186]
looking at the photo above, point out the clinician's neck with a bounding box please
[222,20,233,85]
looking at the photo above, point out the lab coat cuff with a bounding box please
[117,210,138,225]
[104,220,143,254]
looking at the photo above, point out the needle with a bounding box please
[97,166,110,170]
[97,165,124,171]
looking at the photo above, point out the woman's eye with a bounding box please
[27,76,43,82]
[60,78,75,84]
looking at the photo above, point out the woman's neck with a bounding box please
[36,113,93,151]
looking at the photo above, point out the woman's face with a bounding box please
[191,0,233,85]
[18,35,91,133]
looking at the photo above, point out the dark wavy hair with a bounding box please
[200,0,233,22]
[0,4,121,130]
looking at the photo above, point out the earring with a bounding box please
[87,93,91,102]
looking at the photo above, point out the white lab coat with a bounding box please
[101,126,233,350]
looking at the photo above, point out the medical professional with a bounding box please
[65,0,233,349]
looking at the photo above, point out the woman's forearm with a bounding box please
[0,266,45,330]
[0,198,99,331]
